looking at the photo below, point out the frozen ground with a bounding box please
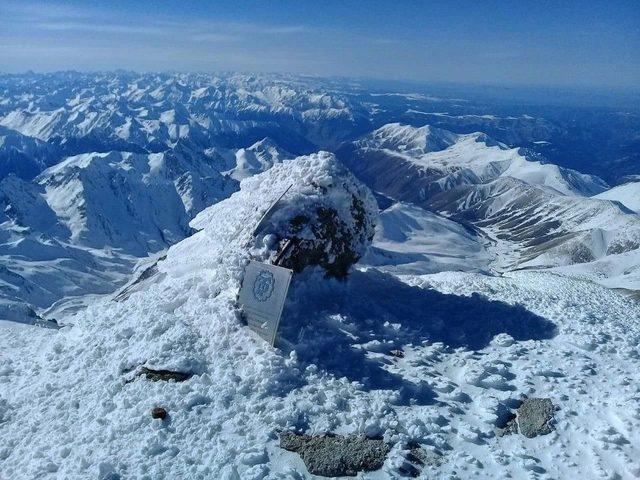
[1,156,639,479]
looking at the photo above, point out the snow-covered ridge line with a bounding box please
[340,122,639,290]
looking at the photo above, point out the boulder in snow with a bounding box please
[279,431,390,477]
[190,152,377,279]
[151,407,167,420]
[498,397,556,438]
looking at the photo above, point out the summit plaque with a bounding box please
[238,260,293,345]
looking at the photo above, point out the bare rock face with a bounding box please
[140,367,192,382]
[275,193,374,278]
[280,431,390,477]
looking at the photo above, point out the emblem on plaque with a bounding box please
[239,260,293,345]
[253,269,275,302]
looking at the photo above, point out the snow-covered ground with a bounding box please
[1,156,639,479]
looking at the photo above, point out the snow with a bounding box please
[594,181,640,213]
[231,138,293,180]
[1,265,639,477]
[362,201,494,275]
[0,73,639,479]
[1,155,639,479]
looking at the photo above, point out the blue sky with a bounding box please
[1,0,639,89]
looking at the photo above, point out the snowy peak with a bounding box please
[232,137,293,180]
[359,123,459,154]
[36,150,236,253]
[349,123,607,198]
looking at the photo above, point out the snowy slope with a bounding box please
[0,146,238,320]
[594,181,640,213]
[341,123,640,289]
[1,157,638,479]
[362,201,494,275]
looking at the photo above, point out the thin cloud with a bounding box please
[35,21,167,36]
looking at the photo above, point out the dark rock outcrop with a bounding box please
[151,407,167,420]
[280,431,390,477]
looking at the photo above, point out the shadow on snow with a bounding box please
[280,268,556,406]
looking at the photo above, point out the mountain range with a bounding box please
[0,71,638,318]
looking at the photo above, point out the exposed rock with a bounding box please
[406,443,443,467]
[247,154,377,278]
[279,431,390,477]
[151,407,167,420]
[496,411,519,437]
[140,367,192,382]
[389,349,405,358]
[498,397,555,438]
[517,397,555,438]
[399,443,443,477]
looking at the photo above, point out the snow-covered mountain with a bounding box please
[0,72,372,180]
[339,123,639,286]
[231,137,293,180]
[0,72,638,321]
[0,146,239,320]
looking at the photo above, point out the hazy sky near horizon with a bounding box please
[1,0,639,89]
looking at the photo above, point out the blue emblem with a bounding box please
[253,269,275,302]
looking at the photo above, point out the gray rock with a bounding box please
[279,432,390,477]
[498,397,555,438]
[516,397,555,438]
[399,443,443,477]
[407,444,443,468]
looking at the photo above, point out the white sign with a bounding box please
[238,260,293,345]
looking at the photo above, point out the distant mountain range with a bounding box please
[0,72,639,323]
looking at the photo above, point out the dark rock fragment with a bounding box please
[151,407,167,420]
[140,367,192,382]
